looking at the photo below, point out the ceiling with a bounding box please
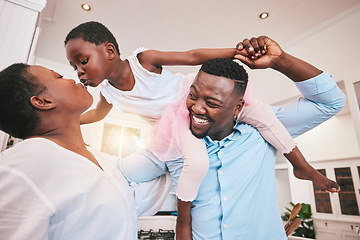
[35,0,360,71]
[34,0,359,116]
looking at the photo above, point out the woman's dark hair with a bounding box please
[64,21,120,55]
[0,63,42,139]
[200,58,248,97]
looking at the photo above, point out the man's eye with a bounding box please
[207,102,220,108]
[189,92,197,99]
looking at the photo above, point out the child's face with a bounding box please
[65,38,110,87]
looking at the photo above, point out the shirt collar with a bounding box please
[204,122,244,147]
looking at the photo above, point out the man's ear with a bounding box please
[234,99,245,117]
[30,96,56,110]
[105,43,118,60]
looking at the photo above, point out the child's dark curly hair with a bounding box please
[200,58,248,97]
[0,63,42,139]
[64,21,120,55]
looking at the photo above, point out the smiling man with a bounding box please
[162,36,346,240]
[186,58,247,141]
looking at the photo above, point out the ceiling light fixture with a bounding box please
[259,12,269,19]
[81,3,91,11]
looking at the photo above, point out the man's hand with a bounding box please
[235,36,322,82]
[234,36,284,69]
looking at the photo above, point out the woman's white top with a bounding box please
[0,138,172,240]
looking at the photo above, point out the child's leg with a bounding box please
[237,99,296,154]
[176,128,209,202]
[120,148,167,183]
[176,128,209,240]
[238,100,340,192]
[285,147,340,192]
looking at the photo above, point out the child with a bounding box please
[64,21,340,239]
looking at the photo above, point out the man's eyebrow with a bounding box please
[190,84,223,104]
[206,96,223,104]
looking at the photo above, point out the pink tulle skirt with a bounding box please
[147,86,191,161]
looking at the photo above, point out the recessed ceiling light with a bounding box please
[259,12,269,19]
[81,3,91,11]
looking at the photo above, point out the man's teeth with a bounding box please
[193,115,209,124]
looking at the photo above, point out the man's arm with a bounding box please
[274,72,346,137]
[235,36,322,81]
[235,36,346,136]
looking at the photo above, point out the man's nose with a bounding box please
[192,101,206,114]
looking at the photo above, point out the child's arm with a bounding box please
[137,48,246,72]
[80,93,113,124]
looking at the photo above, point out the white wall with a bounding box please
[0,0,46,151]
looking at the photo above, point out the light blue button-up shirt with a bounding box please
[169,71,346,240]
[121,71,346,240]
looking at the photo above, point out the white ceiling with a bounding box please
[34,0,360,116]
[35,0,360,70]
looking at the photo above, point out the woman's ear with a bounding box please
[105,43,118,60]
[30,96,56,110]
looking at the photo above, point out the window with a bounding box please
[313,169,332,214]
[101,123,145,158]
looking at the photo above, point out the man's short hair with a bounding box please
[0,63,42,139]
[200,58,248,97]
[64,21,120,55]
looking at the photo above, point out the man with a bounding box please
[126,36,346,239]
[0,63,172,239]
[185,37,345,239]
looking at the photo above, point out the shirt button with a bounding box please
[223,196,227,201]
[224,224,228,229]
[219,171,224,175]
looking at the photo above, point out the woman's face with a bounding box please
[29,65,93,114]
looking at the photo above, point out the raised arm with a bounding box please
[235,36,322,82]
[137,47,247,72]
[80,93,113,124]
[235,36,346,137]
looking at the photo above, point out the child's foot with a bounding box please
[293,167,340,193]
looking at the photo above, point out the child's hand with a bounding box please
[234,36,284,69]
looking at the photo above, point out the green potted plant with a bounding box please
[282,202,316,239]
